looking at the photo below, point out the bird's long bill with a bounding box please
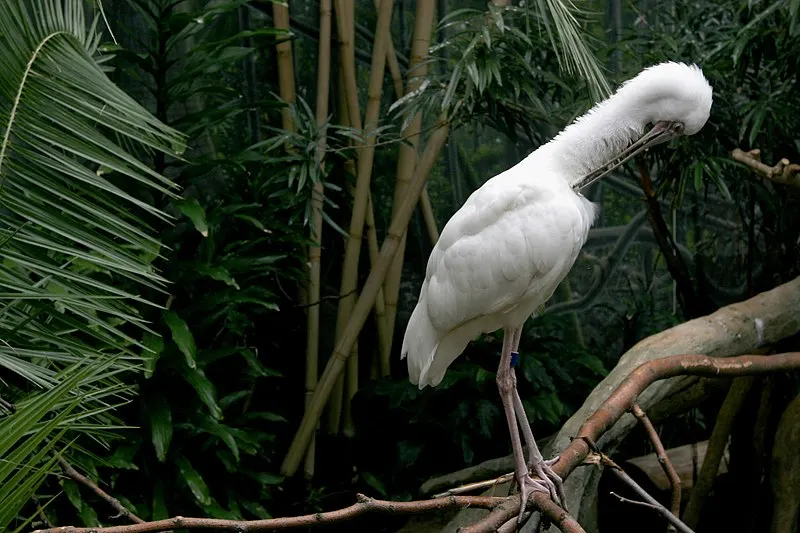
[573,120,682,191]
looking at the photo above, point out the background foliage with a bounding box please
[2,0,799,532]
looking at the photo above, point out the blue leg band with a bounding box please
[510,351,519,368]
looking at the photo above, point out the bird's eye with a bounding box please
[673,122,685,134]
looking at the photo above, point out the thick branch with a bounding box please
[472,352,800,529]
[732,148,800,188]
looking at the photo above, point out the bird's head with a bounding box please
[630,61,713,139]
[574,62,713,190]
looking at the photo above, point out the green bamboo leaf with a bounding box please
[163,311,197,369]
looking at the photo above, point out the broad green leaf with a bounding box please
[193,416,239,462]
[152,479,169,521]
[361,472,387,497]
[142,332,165,379]
[183,367,223,420]
[176,198,209,237]
[61,479,83,511]
[164,311,197,369]
[241,500,271,519]
[175,455,212,506]
[148,395,173,462]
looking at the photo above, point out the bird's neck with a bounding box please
[535,95,646,187]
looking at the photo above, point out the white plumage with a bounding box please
[402,61,712,388]
[403,169,596,387]
[401,61,713,517]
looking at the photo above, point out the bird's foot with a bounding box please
[529,456,567,510]
[515,473,552,525]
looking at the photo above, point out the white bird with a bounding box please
[401,62,712,519]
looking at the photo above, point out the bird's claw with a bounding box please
[530,457,567,510]
[515,473,551,525]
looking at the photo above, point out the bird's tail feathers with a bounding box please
[401,300,440,388]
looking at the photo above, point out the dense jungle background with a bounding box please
[1,0,799,532]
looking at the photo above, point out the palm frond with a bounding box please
[530,0,610,101]
[0,0,186,523]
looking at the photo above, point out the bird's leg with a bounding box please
[509,326,566,508]
[497,327,550,524]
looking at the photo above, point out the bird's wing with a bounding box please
[423,180,592,334]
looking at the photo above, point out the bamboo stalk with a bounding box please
[303,0,332,480]
[330,0,394,437]
[327,65,352,434]
[383,0,436,359]
[273,1,296,133]
[418,186,439,244]
[281,121,451,477]
[380,8,440,248]
[377,3,438,377]
[366,193,391,377]
[272,0,308,308]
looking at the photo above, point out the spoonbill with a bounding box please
[401,62,712,519]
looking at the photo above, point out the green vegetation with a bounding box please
[1,0,798,531]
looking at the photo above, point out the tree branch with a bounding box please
[58,457,144,524]
[681,377,756,528]
[37,353,800,533]
[631,403,682,530]
[30,494,504,533]
[545,209,647,315]
[605,462,694,533]
[635,160,708,318]
[732,148,800,188]
[470,352,800,529]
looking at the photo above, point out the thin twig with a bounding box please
[433,472,514,497]
[30,494,504,533]
[601,454,695,533]
[33,495,53,528]
[58,457,144,524]
[609,491,660,510]
[631,403,682,530]
[0,395,16,413]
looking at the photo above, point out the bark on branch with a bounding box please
[732,148,800,188]
[631,404,682,529]
[29,494,512,533]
